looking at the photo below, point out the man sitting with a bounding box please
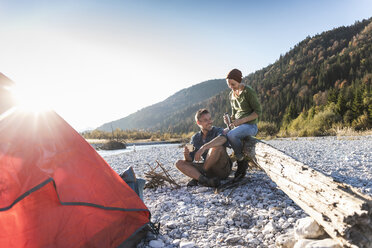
[175,108,232,187]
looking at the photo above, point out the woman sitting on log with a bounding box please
[224,68,262,179]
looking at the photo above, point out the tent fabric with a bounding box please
[0,109,150,247]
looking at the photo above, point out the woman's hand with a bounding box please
[223,115,230,126]
[232,112,258,127]
[231,119,242,127]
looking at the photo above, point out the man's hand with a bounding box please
[194,146,206,162]
[183,146,192,162]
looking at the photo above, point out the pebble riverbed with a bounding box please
[100,135,372,248]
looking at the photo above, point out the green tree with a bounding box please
[336,90,347,116]
[352,87,363,116]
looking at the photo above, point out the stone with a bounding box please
[294,238,341,248]
[294,239,313,248]
[179,241,195,248]
[165,221,177,229]
[161,214,171,221]
[225,235,241,244]
[213,226,225,233]
[263,221,275,234]
[197,217,207,225]
[287,217,295,223]
[196,187,209,193]
[284,206,295,215]
[305,238,341,248]
[248,238,260,245]
[294,217,325,239]
[146,232,158,241]
[282,222,291,229]
[276,231,295,248]
[172,239,181,246]
[149,239,164,248]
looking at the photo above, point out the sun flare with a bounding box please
[10,85,54,113]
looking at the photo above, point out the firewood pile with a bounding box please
[144,160,180,189]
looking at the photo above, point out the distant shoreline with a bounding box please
[86,138,183,150]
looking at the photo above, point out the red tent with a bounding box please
[0,109,150,247]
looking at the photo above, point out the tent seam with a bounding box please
[1,178,151,216]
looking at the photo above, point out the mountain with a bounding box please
[98,17,372,134]
[164,17,372,134]
[245,18,372,126]
[97,79,228,131]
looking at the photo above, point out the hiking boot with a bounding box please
[234,160,248,180]
[187,179,198,187]
[235,153,244,162]
[198,175,220,187]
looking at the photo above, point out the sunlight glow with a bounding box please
[10,85,54,113]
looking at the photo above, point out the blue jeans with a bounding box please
[227,123,258,156]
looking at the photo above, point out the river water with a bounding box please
[96,143,180,157]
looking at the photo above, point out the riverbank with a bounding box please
[100,135,372,248]
[86,138,183,150]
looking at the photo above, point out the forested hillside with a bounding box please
[249,18,371,127]
[164,18,372,135]
[96,17,371,136]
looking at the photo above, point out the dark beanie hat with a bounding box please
[226,69,242,83]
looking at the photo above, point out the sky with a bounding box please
[0,0,371,131]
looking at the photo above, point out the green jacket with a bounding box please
[229,85,262,124]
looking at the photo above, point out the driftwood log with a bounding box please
[243,137,372,248]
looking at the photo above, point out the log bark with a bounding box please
[243,137,372,248]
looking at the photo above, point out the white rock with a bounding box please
[248,238,260,245]
[294,239,313,248]
[276,231,295,248]
[161,214,170,221]
[288,217,295,223]
[196,187,209,193]
[179,241,195,248]
[246,233,254,240]
[197,217,207,225]
[294,238,341,248]
[225,235,241,243]
[284,206,295,215]
[212,226,225,233]
[149,239,164,248]
[178,206,188,213]
[263,221,275,234]
[304,238,341,248]
[227,219,234,225]
[172,239,181,246]
[294,217,325,239]
[266,233,274,239]
[282,222,291,229]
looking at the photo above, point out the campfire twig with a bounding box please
[144,161,180,189]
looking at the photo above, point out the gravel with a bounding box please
[99,135,372,248]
